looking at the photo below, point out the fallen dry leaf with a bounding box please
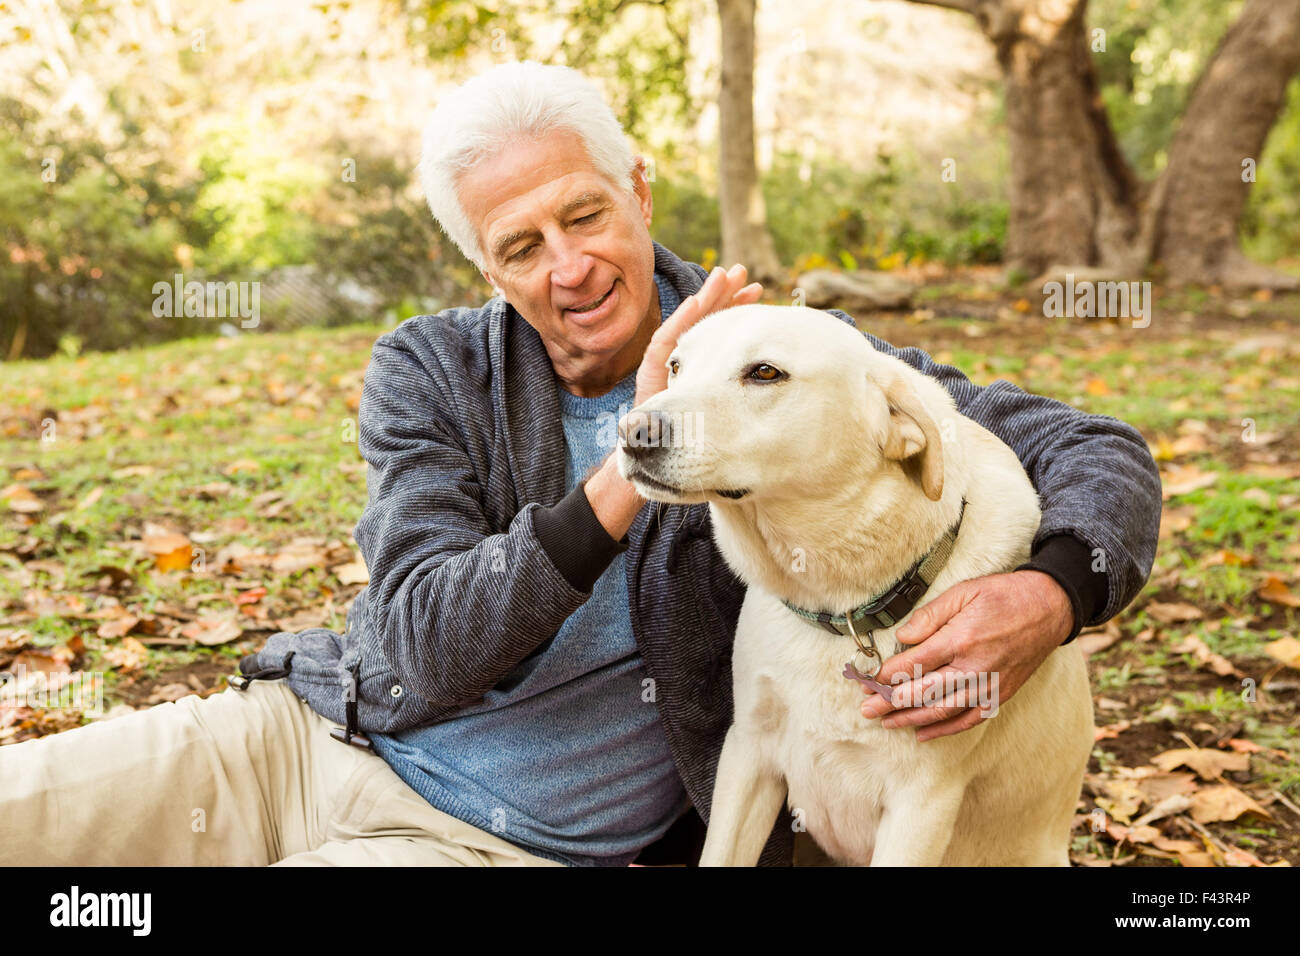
[1189,785,1271,824]
[1264,636,1300,670]
[1223,846,1265,868]
[1224,738,1263,754]
[1095,778,1145,824]
[1151,836,1201,854]
[1146,601,1204,624]
[1076,620,1122,655]
[144,683,197,705]
[1161,464,1219,499]
[271,541,328,574]
[235,586,268,606]
[2,483,44,513]
[143,529,193,573]
[1202,549,1255,568]
[1095,720,1132,741]
[1152,748,1249,780]
[102,636,149,672]
[75,486,104,510]
[1132,793,1194,828]
[332,559,369,585]
[96,614,141,640]
[1135,773,1198,805]
[180,617,243,647]
[1258,575,1300,608]
[1171,635,1243,678]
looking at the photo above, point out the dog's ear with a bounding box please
[879,374,944,501]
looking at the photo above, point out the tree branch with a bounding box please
[899,0,976,14]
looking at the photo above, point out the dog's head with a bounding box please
[615,304,945,506]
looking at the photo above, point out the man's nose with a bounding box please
[618,410,673,459]
[550,234,594,288]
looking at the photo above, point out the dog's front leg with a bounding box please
[699,724,787,867]
[869,782,965,866]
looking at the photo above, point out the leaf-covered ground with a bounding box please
[3,278,1298,867]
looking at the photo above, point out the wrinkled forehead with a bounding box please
[673,305,866,373]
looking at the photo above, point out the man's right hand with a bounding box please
[586,264,761,545]
[633,264,762,408]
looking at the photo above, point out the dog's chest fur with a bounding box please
[730,588,978,865]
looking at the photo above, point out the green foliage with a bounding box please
[1241,78,1300,262]
[1089,0,1299,261]
[1091,0,1244,178]
[402,0,694,152]
[649,149,1009,273]
[312,139,483,314]
[0,97,194,359]
[191,120,328,275]
[762,150,1008,270]
[646,170,720,268]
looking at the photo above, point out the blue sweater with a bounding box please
[368,274,691,866]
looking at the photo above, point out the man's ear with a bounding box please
[632,156,653,228]
[879,374,944,501]
[480,269,503,297]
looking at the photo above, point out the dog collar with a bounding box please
[781,497,968,639]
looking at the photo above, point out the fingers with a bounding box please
[884,665,980,714]
[884,702,970,731]
[862,661,960,721]
[896,582,978,646]
[665,264,755,334]
[873,629,957,690]
[636,266,761,407]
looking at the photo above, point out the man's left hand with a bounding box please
[859,570,1075,742]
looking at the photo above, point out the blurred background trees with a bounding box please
[1,0,1297,360]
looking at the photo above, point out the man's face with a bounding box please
[456,128,657,392]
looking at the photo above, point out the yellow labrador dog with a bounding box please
[616,304,1093,866]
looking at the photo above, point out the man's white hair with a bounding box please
[419,60,637,270]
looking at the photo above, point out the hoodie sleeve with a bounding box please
[828,310,1161,633]
[351,336,616,707]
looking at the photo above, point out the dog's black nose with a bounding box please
[619,409,673,459]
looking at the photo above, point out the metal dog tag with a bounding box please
[843,657,893,703]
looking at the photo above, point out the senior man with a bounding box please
[0,60,1160,868]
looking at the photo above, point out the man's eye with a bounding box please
[575,211,601,224]
[508,244,536,262]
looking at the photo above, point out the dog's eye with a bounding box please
[668,358,679,376]
[747,363,784,382]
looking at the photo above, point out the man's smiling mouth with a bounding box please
[566,283,614,314]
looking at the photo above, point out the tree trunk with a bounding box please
[717,0,782,282]
[1153,0,1300,286]
[973,0,1142,275]
[905,0,1300,285]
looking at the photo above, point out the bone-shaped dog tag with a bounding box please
[843,659,893,704]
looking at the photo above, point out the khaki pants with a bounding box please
[0,678,565,866]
